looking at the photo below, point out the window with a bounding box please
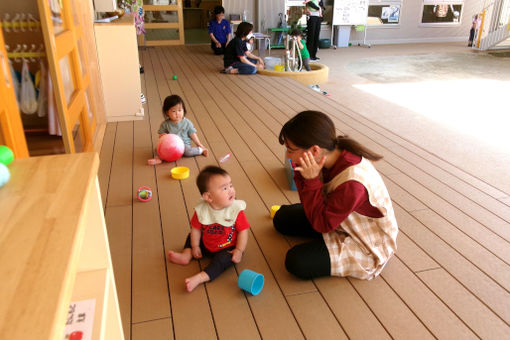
[421,0,463,25]
[286,1,307,28]
[367,1,402,26]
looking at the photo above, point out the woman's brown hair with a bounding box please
[279,111,382,161]
[235,22,253,39]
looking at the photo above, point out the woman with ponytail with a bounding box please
[274,111,398,280]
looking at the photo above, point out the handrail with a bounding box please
[479,24,510,49]
[2,13,40,32]
[7,52,46,59]
[1,21,40,30]
[476,0,510,49]
[482,0,497,12]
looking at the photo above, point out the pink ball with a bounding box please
[157,134,185,162]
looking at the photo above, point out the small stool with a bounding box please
[253,32,271,57]
[230,19,241,35]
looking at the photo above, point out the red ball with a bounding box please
[157,134,185,162]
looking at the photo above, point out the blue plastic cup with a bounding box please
[238,269,264,296]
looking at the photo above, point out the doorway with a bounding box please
[183,0,222,44]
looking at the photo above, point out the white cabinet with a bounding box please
[94,14,144,122]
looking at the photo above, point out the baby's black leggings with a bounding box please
[184,235,234,281]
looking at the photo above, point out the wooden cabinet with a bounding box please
[94,14,144,122]
[2,0,105,156]
[0,153,124,340]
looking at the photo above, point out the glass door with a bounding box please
[140,0,185,46]
[37,0,97,153]
[183,0,219,44]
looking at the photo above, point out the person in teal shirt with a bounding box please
[290,28,311,71]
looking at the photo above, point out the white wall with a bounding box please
[259,0,286,32]
[223,0,255,26]
[188,0,487,44]
[350,0,484,45]
[250,0,484,45]
[223,0,285,32]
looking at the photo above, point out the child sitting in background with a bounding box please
[168,166,250,292]
[157,94,208,158]
[290,28,311,71]
[246,33,255,53]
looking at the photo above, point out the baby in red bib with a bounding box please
[168,166,250,292]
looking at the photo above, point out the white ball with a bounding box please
[0,163,10,187]
[453,11,460,17]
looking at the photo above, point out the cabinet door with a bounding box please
[0,28,29,158]
[37,0,97,153]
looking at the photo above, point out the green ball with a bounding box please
[172,75,177,80]
[0,145,14,166]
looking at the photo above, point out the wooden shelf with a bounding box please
[0,153,124,340]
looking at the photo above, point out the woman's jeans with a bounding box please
[232,58,259,75]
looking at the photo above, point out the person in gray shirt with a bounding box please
[158,95,208,158]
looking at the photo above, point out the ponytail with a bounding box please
[335,135,382,161]
[280,110,383,161]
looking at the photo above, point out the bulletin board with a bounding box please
[332,0,369,26]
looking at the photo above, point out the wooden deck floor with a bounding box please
[98,45,510,340]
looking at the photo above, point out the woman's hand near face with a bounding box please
[294,151,326,179]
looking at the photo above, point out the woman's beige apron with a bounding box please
[322,158,398,279]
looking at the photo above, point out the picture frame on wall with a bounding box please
[421,0,463,25]
[367,1,402,26]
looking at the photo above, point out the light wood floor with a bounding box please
[98,45,510,340]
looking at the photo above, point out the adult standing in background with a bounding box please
[468,14,481,47]
[304,0,323,61]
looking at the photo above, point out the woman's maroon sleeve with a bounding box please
[299,178,369,233]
